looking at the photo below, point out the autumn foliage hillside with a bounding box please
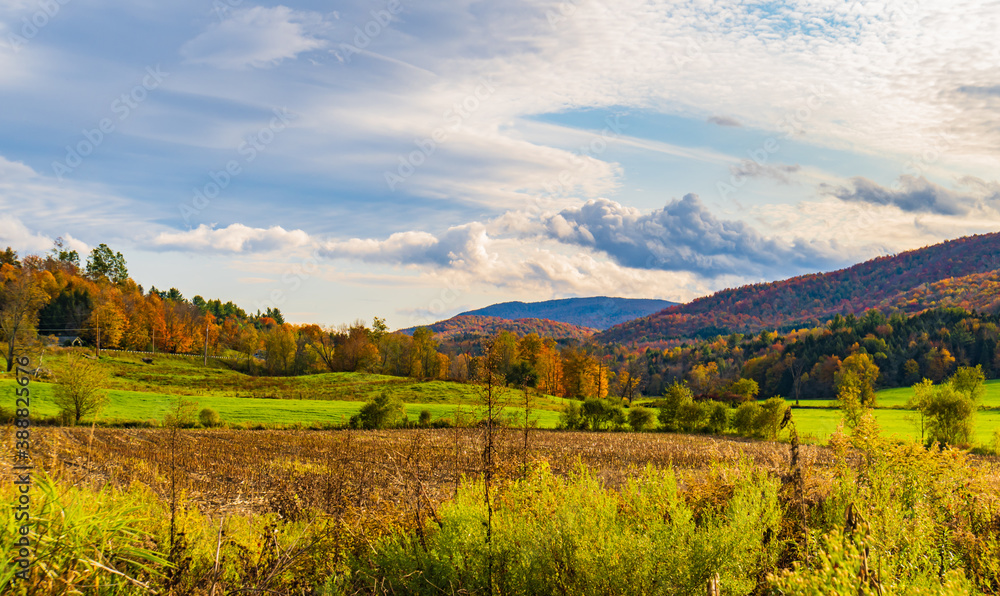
[458,296,676,329]
[599,232,1000,344]
[402,315,597,341]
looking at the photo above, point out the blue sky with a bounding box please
[2,0,999,329]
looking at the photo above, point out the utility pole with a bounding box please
[204,317,210,366]
[96,310,101,357]
[152,327,155,354]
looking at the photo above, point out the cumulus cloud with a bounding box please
[180,6,327,70]
[0,215,53,252]
[823,175,974,216]
[151,223,312,252]
[321,224,492,269]
[538,195,840,278]
[318,194,845,282]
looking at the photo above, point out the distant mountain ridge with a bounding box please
[401,315,597,341]
[459,296,677,330]
[597,232,1000,345]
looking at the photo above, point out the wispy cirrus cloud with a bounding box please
[180,6,328,70]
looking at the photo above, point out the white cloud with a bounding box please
[151,223,313,253]
[0,155,34,180]
[180,6,328,70]
[317,202,815,302]
[0,214,52,252]
[535,194,844,277]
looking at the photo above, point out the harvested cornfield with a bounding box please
[8,427,835,518]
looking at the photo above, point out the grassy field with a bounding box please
[0,350,566,428]
[791,378,1000,409]
[4,349,999,445]
[788,379,1000,446]
[791,407,1000,445]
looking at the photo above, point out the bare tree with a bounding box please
[476,335,512,595]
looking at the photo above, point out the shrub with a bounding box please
[754,397,789,440]
[627,406,656,431]
[919,383,975,447]
[675,401,706,433]
[726,378,759,403]
[733,402,761,437]
[558,401,586,430]
[355,391,406,430]
[657,381,693,431]
[815,427,997,591]
[418,409,432,427]
[198,408,221,428]
[360,462,783,595]
[706,400,730,434]
[54,353,110,424]
[771,530,973,595]
[581,398,625,430]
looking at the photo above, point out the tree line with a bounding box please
[0,243,613,399]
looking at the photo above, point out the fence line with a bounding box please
[97,348,251,362]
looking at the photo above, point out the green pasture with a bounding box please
[0,350,566,428]
[786,379,1000,447]
[35,351,565,408]
[791,379,1000,409]
[0,378,561,428]
[790,407,1000,446]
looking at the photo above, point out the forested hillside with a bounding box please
[459,296,676,329]
[617,308,1000,400]
[400,315,596,341]
[599,232,1000,344]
